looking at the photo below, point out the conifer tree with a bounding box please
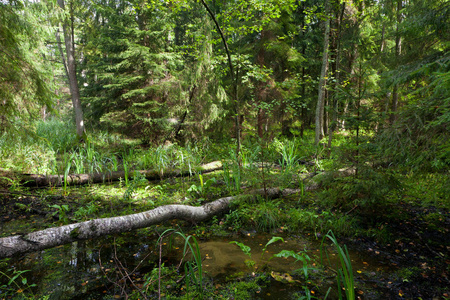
[0,1,54,132]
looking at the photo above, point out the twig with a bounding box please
[414,231,444,258]
[158,234,162,300]
[99,246,127,297]
[112,238,148,300]
[345,205,358,215]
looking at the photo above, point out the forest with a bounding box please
[0,0,449,299]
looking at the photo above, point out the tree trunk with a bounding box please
[57,0,85,138]
[21,161,223,187]
[390,0,402,124]
[380,24,386,53]
[315,0,330,146]
[0,188,298,258]
[55,28,69,79]
[327,2,345,152]
[0,167,358,259]
[200,0,240,158]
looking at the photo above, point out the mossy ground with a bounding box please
[0,130,448,299]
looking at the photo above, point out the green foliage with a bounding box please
[321,231,355,300]
[223,210,244,232]
[271,137,308,186]
[49,204,70,224]
[320,167,401,216]
[0,132,56,174]
[273,137,300,168]
[216,279,264,300]
[74,201,99,221]
[0,2,55,133]
[229,241,252,258]
[402,172,450,209]
[187,174,217,202]
[274,249,311,280]
[230,236,285,271]
[35,119,77,153]
[222,160,241,195]
[376,29,450,171]
[238,196,282,232]
[285,208,357,237]
[0,268,37,299]
[123,171,148,203]
[140,263,178,297]
[137,143,203,177]
[79,0,191,143]
[158,229,204,298]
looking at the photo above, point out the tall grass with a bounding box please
[321,230,355,300]
[0,133,56,174]
[158,229,204,299]
[35,118,77,153]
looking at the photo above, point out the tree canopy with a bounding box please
[1,0,448,169]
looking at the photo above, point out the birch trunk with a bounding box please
[1,168,355,258]
[0,188,295,258]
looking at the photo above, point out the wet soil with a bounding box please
[1,189,449,299]
[345,203,450,299]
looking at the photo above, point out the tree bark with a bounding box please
[315,0,330,146]
[0,168,356,258]
[327,2,345,153]
[390,0,402,124]
[57,0,85,138]
[21,161,223,187]
[0,188,301,258]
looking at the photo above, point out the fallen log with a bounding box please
[20,161,223,187]
[0,187,311,259]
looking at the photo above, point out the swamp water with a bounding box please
[0,224,393,300]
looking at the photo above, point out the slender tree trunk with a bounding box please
[57,0,85,138]
[315,0,330,146]
[200,0,240,158]
[55,28,69,79]
[390,0,402,124]
[380,24,386,53]
[328,3,345,151]
[323,92,328,136]
[300,44,306,139]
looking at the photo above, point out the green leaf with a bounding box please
[230,241,251,257]
[264,236,284,249]
[273,250,302,261]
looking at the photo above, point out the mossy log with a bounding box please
[20,161,223,187]
[0,187,311,259]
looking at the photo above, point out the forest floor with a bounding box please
[345,202,449,299]
[1,169,449,299]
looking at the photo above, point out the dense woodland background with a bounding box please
[0,0,449,299]
[1,0,448,170]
